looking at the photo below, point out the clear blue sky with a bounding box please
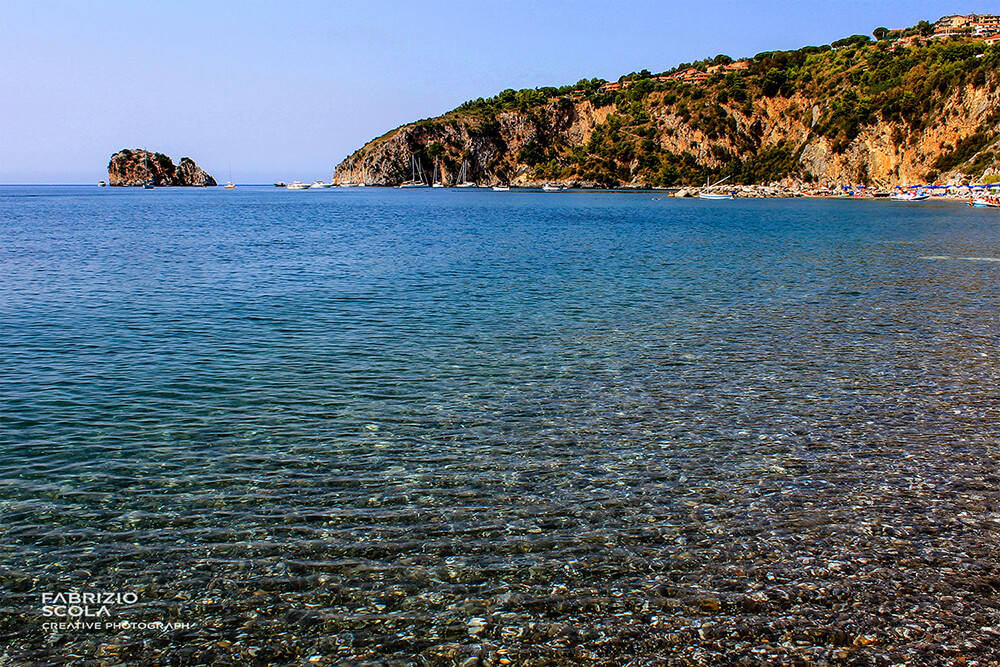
[1,0,994,183]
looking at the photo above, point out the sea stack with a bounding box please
[107,149,217,187]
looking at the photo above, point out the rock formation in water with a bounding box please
[335,20,1000,188]
[107,150,217,186]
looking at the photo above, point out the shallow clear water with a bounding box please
[2,186,1000,664]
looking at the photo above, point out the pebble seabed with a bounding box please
[3,433,1000,667]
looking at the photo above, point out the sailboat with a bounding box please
[224,164,235,189]
[334,166,358,187]
[698,174,733,199]
[455,160,475,188]
[431,162,446,187]
[142,151,155,188]
[399,155,428,188]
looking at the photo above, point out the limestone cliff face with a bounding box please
[793,82,1000,185]
[335,76,1000,188]
[335,101,611,187]
[108,150,216,186]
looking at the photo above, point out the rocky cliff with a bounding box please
[108,150,216,186]
[335,34,1000,188]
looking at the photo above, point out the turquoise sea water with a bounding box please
[2,186,1000,664]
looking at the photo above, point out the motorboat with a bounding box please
[971,197,1000,207]
[98,180,107,187]
[273,181,286,187]
[310,181,332,188]
[492,185,510,191]
[542,184,561,192]
[890,191,929,201]
[287,181,310,190]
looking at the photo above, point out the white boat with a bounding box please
[431,162,446,187]
[224,165,235,189]
[542,184,561,192]
[698,174,732,199]
[971,197,999,207]
[455,160,476,187]
[98,180,107,187]
[141,152,156,188]
[492,185,510,191]
[399,155,428,188]
[287,181,310,190]
[310,181,332,188]
[890,191,929,201]
[332,165,359,187]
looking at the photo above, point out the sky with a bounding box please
[1,0,996,184]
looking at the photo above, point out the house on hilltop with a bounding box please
[935,14,973,31]
[934,13,1000,38]
[593,59,749,93]
[971,16,1000,36]
[670,67,711,84]
[889,35,922,51]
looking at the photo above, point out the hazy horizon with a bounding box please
[2,0,996,184]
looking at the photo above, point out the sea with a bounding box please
[2,186,999,665]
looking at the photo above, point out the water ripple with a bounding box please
[2,189,999,664]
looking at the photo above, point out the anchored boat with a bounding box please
[399,156,429,188]
[890,190,929,201]
[698,175,734,199]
